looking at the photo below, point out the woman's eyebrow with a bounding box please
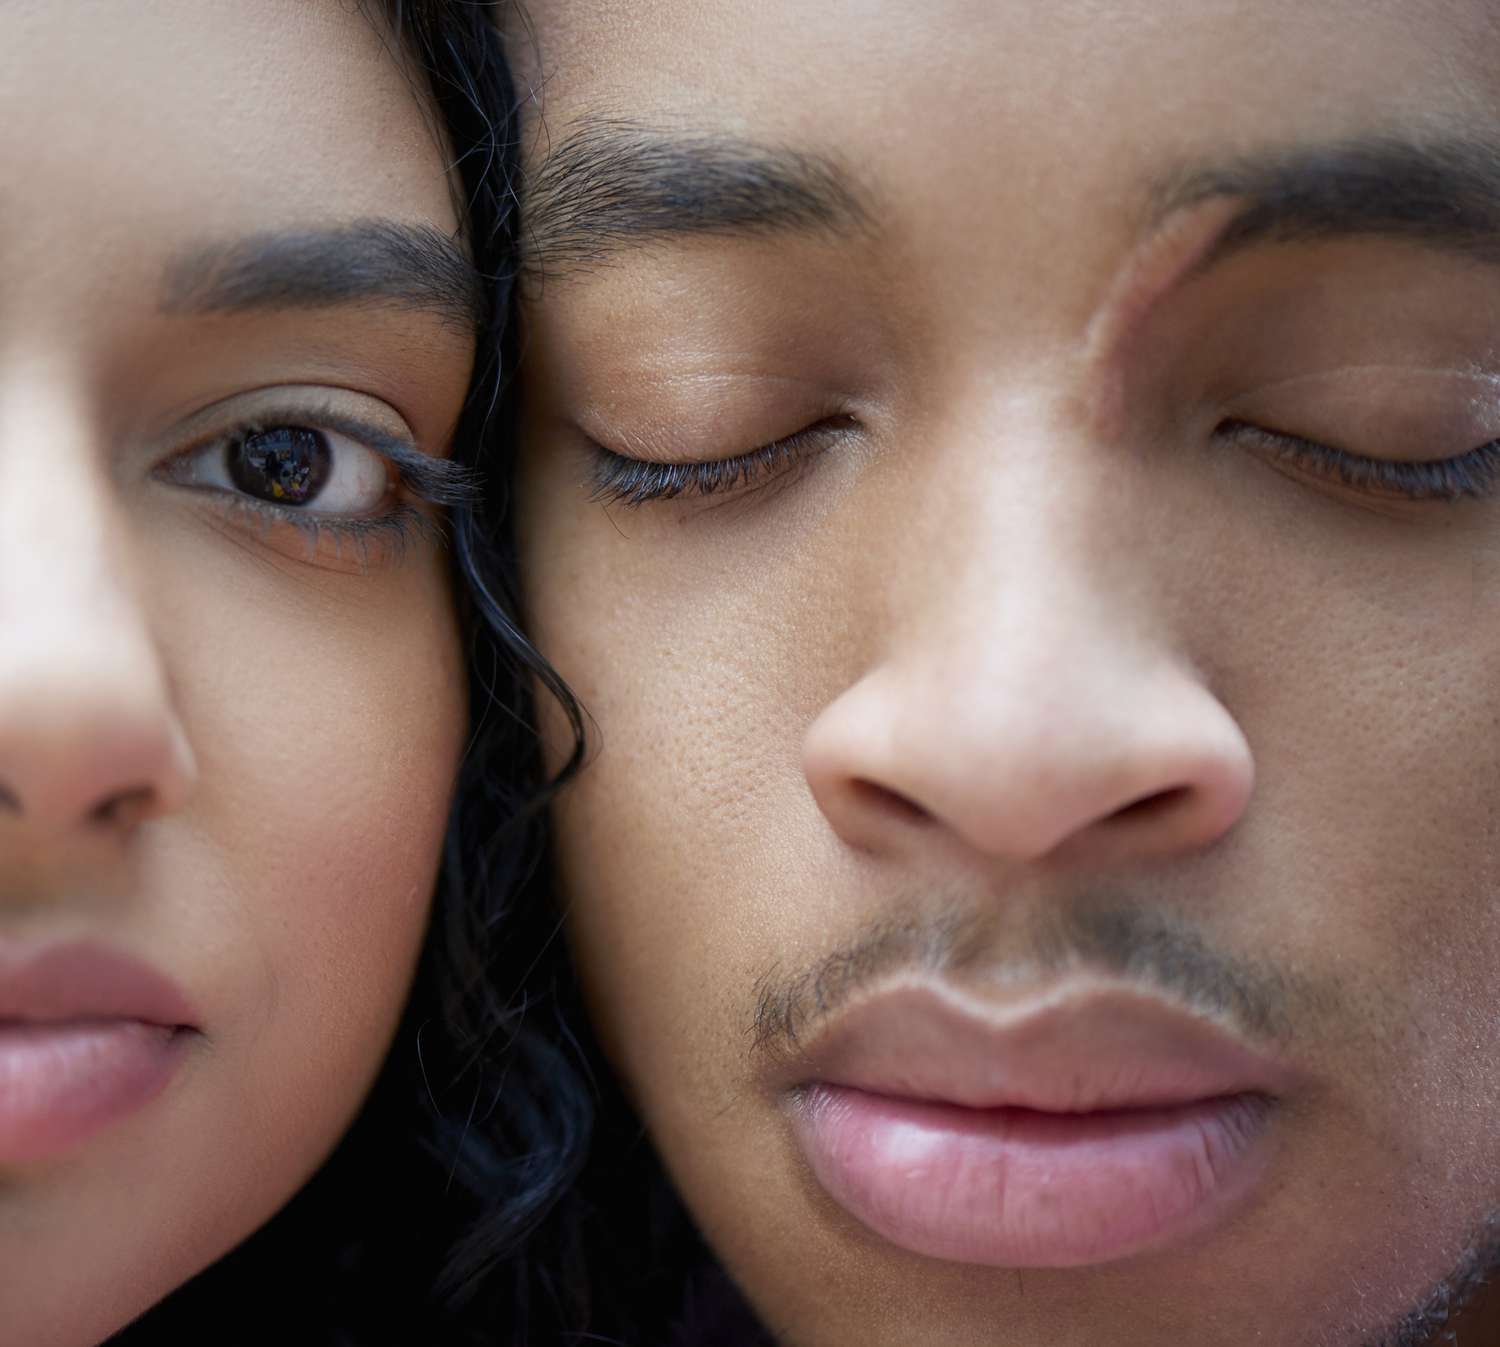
[1156,134,1500,272]
[160,219,484,329]
[518,117,871,276]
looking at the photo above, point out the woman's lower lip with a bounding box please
[792,1083,1274,1269]
[0,1020,188,1166]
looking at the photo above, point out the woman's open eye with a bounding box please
[171,424,394,515]
[154,393,477,568]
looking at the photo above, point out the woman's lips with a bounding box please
[0,1020,189,1165]
[782,981,1295,1269]
[0,941,197,1025]
[0,942,197,1166]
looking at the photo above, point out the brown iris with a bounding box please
[228,427,331,506]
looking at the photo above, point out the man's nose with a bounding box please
[802,436,1254,868]
[0,395,194,849]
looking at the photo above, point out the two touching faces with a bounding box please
[7,2,1500,1346]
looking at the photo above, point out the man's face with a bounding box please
[513,2,1500,1343]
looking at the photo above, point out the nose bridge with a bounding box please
[803,403,1253,865]
[896,398,1152,692]
[0,377,194,839]
[905,418,1174,741]
[0,380,119,627]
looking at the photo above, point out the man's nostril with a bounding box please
[1109,785,1193,825]
[850,778,933,826]
[0,781,21,815]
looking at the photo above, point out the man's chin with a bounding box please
[1364,1211,1500,1347]
[698,1202,1500,1347]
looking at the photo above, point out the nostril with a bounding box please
[0,780,21,815]
[1107,785,1193,826]
[849,778,933,826]
[87,786,156,830]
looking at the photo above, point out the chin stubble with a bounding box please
[1356,1212,1500,1347]
[744,1211,1500,1347]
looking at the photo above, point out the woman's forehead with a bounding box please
[0,0,457,276]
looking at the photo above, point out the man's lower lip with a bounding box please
[792,1083,1274,1269]
[0,1020,189,1165]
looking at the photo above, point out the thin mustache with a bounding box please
[750,902,1299,1058]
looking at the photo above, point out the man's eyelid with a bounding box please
[1215,365,1500,464]
[1218,363,1500,407]
[1220,419,1500,507]
[576,397,862,465]
[586,414,859,507]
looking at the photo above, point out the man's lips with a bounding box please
[779,979,1296,1113]
[0,941,198,1165]
[780,979,1297,1269]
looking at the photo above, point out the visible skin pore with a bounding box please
[510,2,1500,1344]
[0,4,469,1343]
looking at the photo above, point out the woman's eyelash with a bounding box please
[154,399,480,567]
[353,434,479,509]
[1220,420,1500,502]
[165,406,481,558]
[261,423,476,558]
[234,411,480,510]
[588,417,854,507]
[214,493,436,563]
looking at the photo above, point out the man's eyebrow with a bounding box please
[518,118,871,276]
[161,220,484,329]
[1155,135,1500,270]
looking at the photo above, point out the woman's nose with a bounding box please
[0,395,194,848]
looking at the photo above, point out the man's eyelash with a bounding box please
[1220,421,1500,502]
[588,418,853,507]
[586,415,1500,511]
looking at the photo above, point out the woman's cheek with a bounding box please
[158,528,465,1199]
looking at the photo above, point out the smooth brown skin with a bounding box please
[0,4,469,1343]
[512,2,1500,1344]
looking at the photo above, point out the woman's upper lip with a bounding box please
[779,978,1297,1113]
[0,941,196,1027]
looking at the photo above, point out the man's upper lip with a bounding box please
[781,979,1296,1113]
[0,941,196,1026]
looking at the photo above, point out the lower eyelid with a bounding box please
[159,453,434,573]
[196,492,435,570]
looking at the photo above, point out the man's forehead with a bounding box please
[510,0,1500,293]
[510,0,1498,119]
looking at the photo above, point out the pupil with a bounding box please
[229,427,331,506]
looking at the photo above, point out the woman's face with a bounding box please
[0,3,470,1342]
